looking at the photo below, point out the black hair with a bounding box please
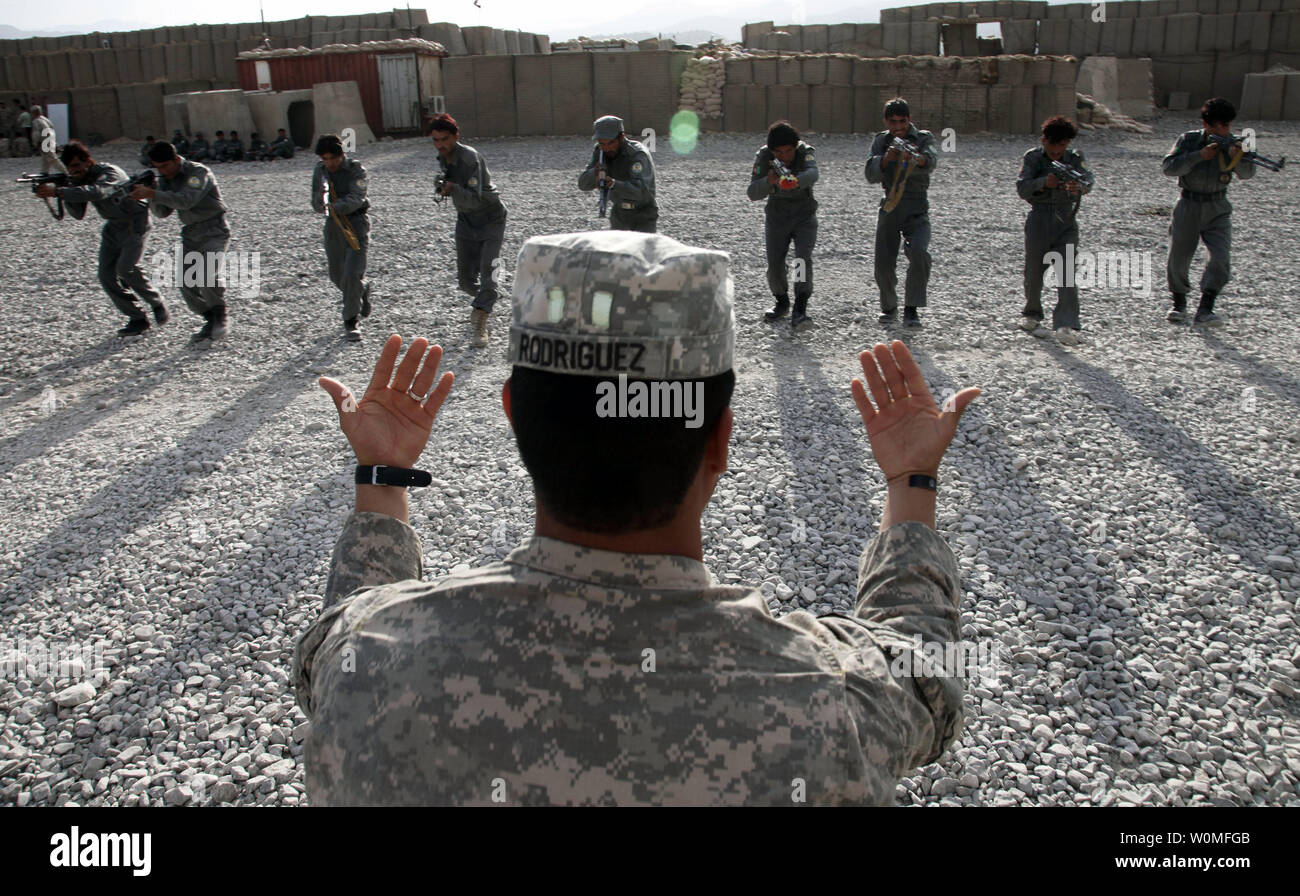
[1041,115,1078,142]
[148,141,178,162]
[884,97,910,119]
[315,134,343,155]
[508,366,735,534]
[1201,97,1236,126]
[766,120,798,150]
[60,140,91,164]
[429,112,459,135]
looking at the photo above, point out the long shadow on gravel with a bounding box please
[0,345,195,471]
[0,335,125,407]
[1201,333,1300,413]
[1044,343,1300,581]
[768,337,879,608]
[0,335,345,606]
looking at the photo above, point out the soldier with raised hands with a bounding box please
[295,230,979,806]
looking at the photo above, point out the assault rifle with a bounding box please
[890,137,923,161]
[114,169,157,200]
[319,170,361,251]
[434,172,447,204]
[883,138,924,212]
[1207,133,1286,173]
[16,172,69,220]
[595,145,609,218]
[770,155,798,190]
[1048,159,1096,190]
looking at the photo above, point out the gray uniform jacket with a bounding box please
[149,158,229,240]
[747,141,819,209]
[59,162,149,228]
[294,514,964,806]
[865,125,939,197]
[1017,147,1094,209]
[1162,129,1256,194]
[579,138,657,213]
[439,142,507,227]
[311,157,370,221]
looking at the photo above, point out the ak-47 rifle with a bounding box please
[1048,158,1095,220]
[595,145,609,218]
[113,169,157,200]
[883,137,923,213]
[16,172,70,220]
[769,155,798,190]
[1207,133,1286,173]
[433,172,447,204]
[320,169,361,251]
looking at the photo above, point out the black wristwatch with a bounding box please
[355,465,432,488]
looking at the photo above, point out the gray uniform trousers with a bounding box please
[1166,195,1231,296]
[610,205,657,233]
[1023,205,1081,330]
[765,198,817,303]
[456,211,506,313]
[179,224,230,317]
[874,196,931,310]
[325,214,369,321]
[99,219,162,321]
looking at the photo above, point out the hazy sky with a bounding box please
[7,0,907,41]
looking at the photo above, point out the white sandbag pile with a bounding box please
[1076,93,1153,134]
[679,55,725,121]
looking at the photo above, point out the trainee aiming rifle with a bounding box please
[16,172,70,220]
[883,137,923,212]
[110,169,157,201]
[595,145,609,218]
[1207,133,1286,173]
[320,170,361,251]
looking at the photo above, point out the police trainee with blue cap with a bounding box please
[296,230,981,805]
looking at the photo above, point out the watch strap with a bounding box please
[355,465,432,488]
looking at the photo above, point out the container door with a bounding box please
[377,54,420,132]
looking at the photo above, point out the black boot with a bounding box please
[1167,293,1187,323]
[1193,291,1221,327]
[764,296,790,322]
[903,306,922,328]
[117,317,150,337]
[790,297,812,331]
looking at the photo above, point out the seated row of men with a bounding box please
[141,129,295,166]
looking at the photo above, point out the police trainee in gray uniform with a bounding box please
[296,230,981,806]
[44,139,167,337]
[430,113,507,348]
[136,141,230,343]
[749,120,819,331]
[1017,115,1094,346]
[311,134,372,342]
[266,130,294,160]
[579,115,658,233]
[1162,97,1256,326]
[865,98,938,328]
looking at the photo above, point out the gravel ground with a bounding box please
[1,117,1298,806]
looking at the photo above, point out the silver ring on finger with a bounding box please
[407,388,428,403]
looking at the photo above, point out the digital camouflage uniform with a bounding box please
[149,157,230,320]
[1017,146,1094,330]
[31,114,65,175]
[579,138,658,233]
[311,157,371,323]
[58,161,164,325]
[439,142,507,313]
[748,141,819,312]
[1162,129,1256,304]
[294,231,966,806]
[865,124,938,313]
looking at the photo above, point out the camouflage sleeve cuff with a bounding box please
[323,511,423,610]
[855,522,961,622]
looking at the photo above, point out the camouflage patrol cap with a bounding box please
[508,231,734,380]
[592,115,624,141]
